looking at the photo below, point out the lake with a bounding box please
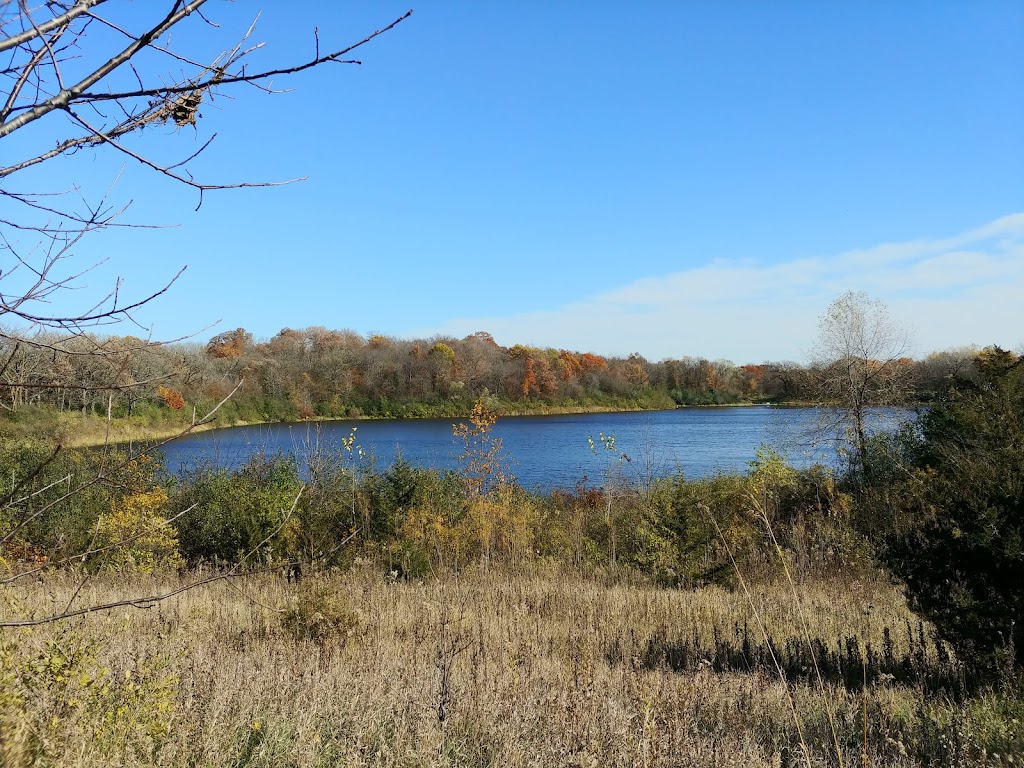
[159,406,914,492]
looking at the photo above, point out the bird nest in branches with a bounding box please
[153,88,204,128]
[170,88,203,127]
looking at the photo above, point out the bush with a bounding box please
[862,347,1024,682]
[0,631,179,765]
[636,473,758,586]
[280,581,360,645]
[0,442,162,561]
[92,488,184,573]
[170,452,302,563]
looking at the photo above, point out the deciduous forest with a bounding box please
[0,323,983,436]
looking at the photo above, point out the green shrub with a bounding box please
[170,452,302,563]
[0,441,162,561]
[862,347,1024,683]
[0,631,179,766]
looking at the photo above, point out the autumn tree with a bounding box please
[401,343,432,400]
[206,329,252,360]
[810,291,915,480]
[740,365,766,396]
[458,332,502,392]
[362,335,403,404]
[558,350,583,382]
[699,359,718,391]
[453,397,509,498]
[534,355,559,397]
[452,396,529,568]
[156,385,185,411]
[621,353,650,388]
[521,358,539,399]
[428,341,457,394]
[578,352,608,374]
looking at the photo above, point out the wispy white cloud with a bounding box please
[413,213,1024,363]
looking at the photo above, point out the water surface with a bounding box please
[160,407,909,492]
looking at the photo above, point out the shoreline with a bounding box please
[8,399,791,450]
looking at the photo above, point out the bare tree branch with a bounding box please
[0,0,210,138]
[74,9,414,103]
[0,0,107,55]
[2,4,411,339]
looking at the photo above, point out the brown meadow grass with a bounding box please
[0,564,1015,767]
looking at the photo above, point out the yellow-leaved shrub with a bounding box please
[94,489,184,573]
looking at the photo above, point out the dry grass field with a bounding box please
[4,564,1016,767]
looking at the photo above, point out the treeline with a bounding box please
[0,326,984,422]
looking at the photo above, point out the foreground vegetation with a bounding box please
[1,346,1021,765]
[3,567,1021,768]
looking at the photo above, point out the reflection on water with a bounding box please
[160,406,913,492]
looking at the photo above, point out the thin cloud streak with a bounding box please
[415,213,1024,363]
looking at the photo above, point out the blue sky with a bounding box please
[6,1,1023,363]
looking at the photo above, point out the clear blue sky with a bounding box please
[6,1,1023,363]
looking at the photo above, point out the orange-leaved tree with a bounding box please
[157,385,186,411]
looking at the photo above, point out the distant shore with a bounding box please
[17,399,791,450]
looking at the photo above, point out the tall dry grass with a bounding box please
[0,565,1009,767]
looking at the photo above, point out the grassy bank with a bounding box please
[0,410,220,449]
[3,565,1018,767]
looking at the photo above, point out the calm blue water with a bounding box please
[159,407,912,492]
